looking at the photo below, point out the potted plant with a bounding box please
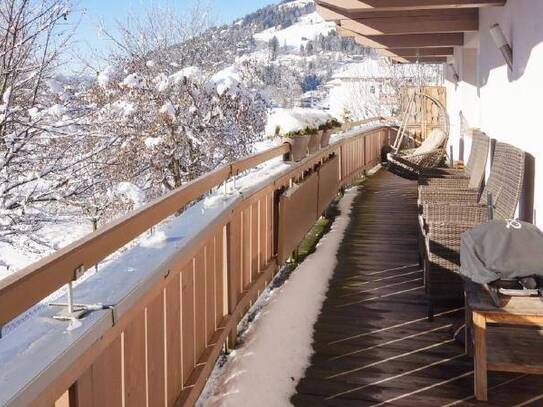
[307,126,322,154]
[284,129,310,162]
[320,119,341,148]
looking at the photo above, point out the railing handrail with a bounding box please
[0,117,386,327]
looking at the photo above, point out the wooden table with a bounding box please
[465,281,543,401]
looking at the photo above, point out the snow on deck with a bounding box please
[198,188,357,406]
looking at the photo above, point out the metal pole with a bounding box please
[487,193,494,221]
[67,281,74,315]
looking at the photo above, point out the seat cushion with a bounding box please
[414,128,447,155]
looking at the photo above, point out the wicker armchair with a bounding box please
[421,142,526,318]
[416,133,489,269]
[418,130,488,181]
[418,131,489,197]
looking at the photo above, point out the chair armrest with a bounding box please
[426,222,478,268]
[418,188,479,205]
[423,203,488,224]
[418,177,470,189]
[420,168,468,179]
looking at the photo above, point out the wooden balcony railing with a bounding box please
[0,118,393,407]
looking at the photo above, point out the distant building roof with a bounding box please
[332,58,392,80]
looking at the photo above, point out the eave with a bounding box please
[317,0,507,63]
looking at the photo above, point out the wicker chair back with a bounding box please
[481,142,525,220]
[467,131,490,190]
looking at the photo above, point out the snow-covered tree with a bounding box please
[85,6,268,198]
[268,36,279,61]
[0,0,101,244]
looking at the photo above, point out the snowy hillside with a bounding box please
[254,11,336,48]
[0,0,438,289]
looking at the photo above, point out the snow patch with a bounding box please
[160,101,176,120]
[97,66,114,88]
[139,230,167,248]
[254,12,335,48]
[114,182,145,208]
[47,104,67,119]
[110,100,136,118]
[198,188,357,406]
[2,87,11,105]
[144,136,163,148]
[209,66,241,96]
[278,0,313,10]
[121,73,144,89]
[46,79,65,96]
[170,66,202,84]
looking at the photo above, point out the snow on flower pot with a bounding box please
[284,132,310,162]
[307,128,322,154]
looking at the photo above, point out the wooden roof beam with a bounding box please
[388,47,455,57]
[346,30,465,49]
[316,0,505,13]
[338,9,478,35]
[405,56,448,64]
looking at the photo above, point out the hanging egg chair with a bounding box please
[386,89,450,180]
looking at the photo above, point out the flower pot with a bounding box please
[284,135,309,162]
[308,131,322,154]
[320,129,332,148]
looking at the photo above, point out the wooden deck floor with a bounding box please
[292,170,543,407]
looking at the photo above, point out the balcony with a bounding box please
[0,121,386,406]
[1,116,542,406]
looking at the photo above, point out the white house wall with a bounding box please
[445,0,543,223]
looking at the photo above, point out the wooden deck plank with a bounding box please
[292,170,543,406]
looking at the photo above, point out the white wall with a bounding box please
[445,0,543,223]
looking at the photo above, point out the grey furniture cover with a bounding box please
[459,220,543,284]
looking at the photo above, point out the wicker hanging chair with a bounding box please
[386,91,450,180]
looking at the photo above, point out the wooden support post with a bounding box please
[473,311,487,401]
[465,295,473,357]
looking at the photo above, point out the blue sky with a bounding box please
[73,0,278,68]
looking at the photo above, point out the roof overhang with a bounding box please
[316,0,506,63]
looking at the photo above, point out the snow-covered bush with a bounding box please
[86,64,267,197]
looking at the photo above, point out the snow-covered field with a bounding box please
[254,11,335,49]
[198,187,357,406]
[0,221,92,280]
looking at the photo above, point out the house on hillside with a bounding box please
[327,58,442,121]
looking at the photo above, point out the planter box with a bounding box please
[308,131,322,154]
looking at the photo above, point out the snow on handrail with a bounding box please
[0,118,385,327]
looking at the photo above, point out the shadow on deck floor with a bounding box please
[292,170,543,407]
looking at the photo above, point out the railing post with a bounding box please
[226,215,241,351]
[519,153,535,224]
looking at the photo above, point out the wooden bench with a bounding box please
[465,281,543,401]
